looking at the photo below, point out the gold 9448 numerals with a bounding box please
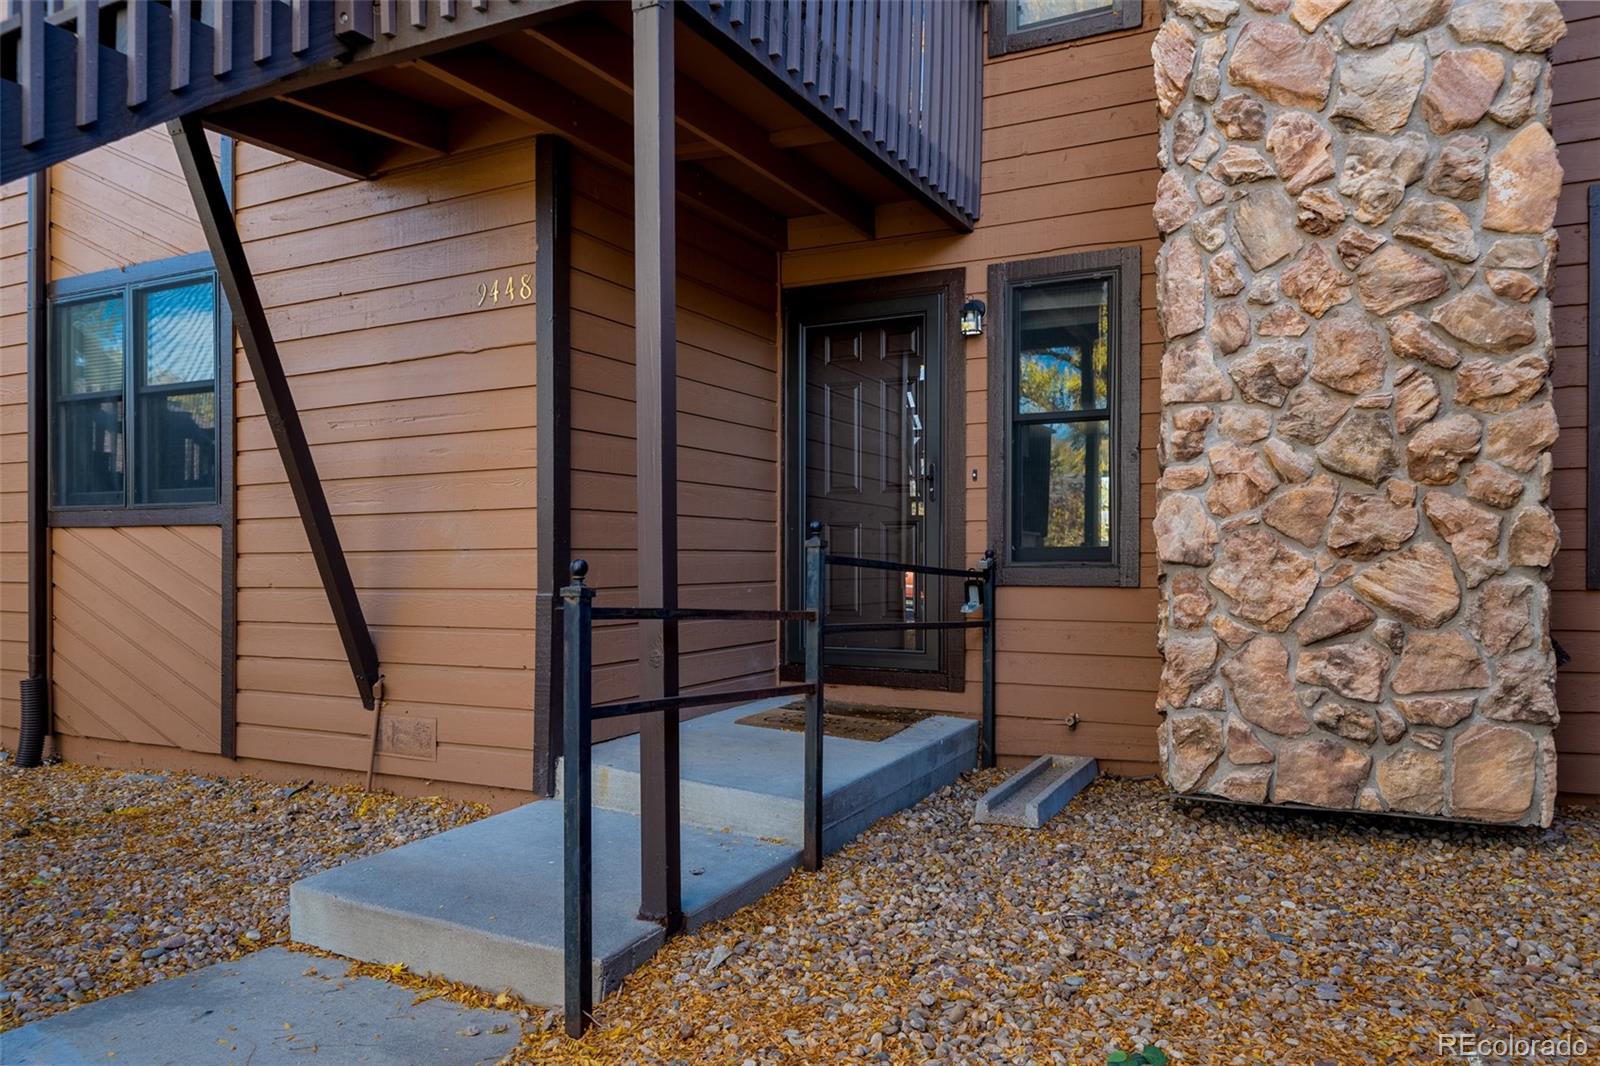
[475,272,533,307]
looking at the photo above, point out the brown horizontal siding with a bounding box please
[566,153,780,741]
[232,134,539,790]
[1551,4,1600,797]
[0,177,27,748]
[781,5,1164,772]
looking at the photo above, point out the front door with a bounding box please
[787,287,947,676]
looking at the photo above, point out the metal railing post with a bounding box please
[802,521,827,871]
[980,548,996,770]
[561,560,595,1039]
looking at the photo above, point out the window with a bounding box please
[988,0,1142,56]
[987,248,1140,587]
[52,254,222,516]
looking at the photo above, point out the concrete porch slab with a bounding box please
[573,701,978,851]
[0,947,522,1066]
[292,704,977,1010]
[291,803,798,1008]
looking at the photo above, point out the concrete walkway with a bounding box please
[293,703,978,1009]
[0,948,523,1066]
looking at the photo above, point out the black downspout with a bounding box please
[17,171,51,767]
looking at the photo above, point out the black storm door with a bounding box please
[787,291,945,674]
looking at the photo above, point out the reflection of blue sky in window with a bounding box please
[63,297,124,395]
[1014,0,1112,29]
[144,281,215,385]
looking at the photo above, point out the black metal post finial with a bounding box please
[807,519,823,539]
[570,559,589,582]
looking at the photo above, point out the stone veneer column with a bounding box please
[1151,0,1566,825]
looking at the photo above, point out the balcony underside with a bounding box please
[2,0,982,244]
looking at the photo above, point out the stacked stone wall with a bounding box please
[1152,0,1566,825]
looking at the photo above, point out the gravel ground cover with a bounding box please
[521,771,1600,1065]
[0,758,486,1030]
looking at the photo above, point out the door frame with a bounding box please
[782,268,967,692]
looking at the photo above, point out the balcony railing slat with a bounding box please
[846,0,864,127]
[253,0,272,63]
[801,0,818,86]
[125,0,146,107]
[871,0,889,144]
[170,0,190,91]
[785,0,801,74]
[75,0,97,128]
[213,0,231,76]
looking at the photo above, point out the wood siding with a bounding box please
[232,132,540,790]
[2,128,224,756]
[1552,4,1599,797]
[0,177,27,747]
[780,6,1163,776]
[566,154,781,742]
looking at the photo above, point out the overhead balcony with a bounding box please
[0,0,984,239]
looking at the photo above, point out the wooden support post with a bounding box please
[533,134,573,796]
[170,115,382,711]
[633,0,681,932]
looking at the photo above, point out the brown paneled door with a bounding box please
[788,289,946,675]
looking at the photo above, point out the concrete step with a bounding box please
[292,704,977,1009]
[567,701,978,852]
[973,755,1098,828]
[291,803,796,1008]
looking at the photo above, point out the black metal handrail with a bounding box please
[590,684,815,721]
[825,553,986,580]
[560,527,996,1037]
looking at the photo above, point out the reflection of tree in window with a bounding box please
[1012,278,1113,560]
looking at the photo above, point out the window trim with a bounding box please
[987,247,1141,588]
[987,0,1143,57]
[48,250,228,527]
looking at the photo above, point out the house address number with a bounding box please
[474,272,533,307]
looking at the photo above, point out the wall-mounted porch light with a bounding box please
[960,299,986,337]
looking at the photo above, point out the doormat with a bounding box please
[735,701,931,742]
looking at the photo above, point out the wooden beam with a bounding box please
[202,98,378,178]
[769,125,832,149]
[414,44,785,249]
[284,79,451,155]
[632,0,681,935]
[532,134,573,797]
[170,114,383,712]
[531,19,874,238]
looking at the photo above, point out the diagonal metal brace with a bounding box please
[170,114,381,711]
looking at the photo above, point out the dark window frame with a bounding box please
[48,250,228,527]
[987,0,1142,57]
[987,247,1141,588]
